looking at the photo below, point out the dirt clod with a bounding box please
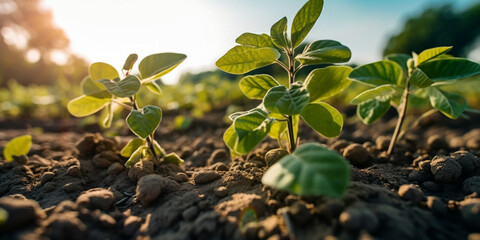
[427,196,447,216]
[375,136,391,150]
[45,212,86,240]
[76,188,114,211]
[66,165,81,177]
[214,186,228,198]
[41,172,55,185]
[459,198,480,231]
[128,160,154,183]
[463,176,480,194]
[339,206,378,232]
[398,184,424,204]
[426,134,449,151]
[0,197,45,231]
[75,133,102,157]
[194,171,221,184]
[207,149,229,166]
[451,151,479,174]
[123,215,142,237]
[343,144,371,168]
[107,162,124,175]
[430,155,462,183]
[92,151,120,168]
[136,174,164,206]
[265,148,289,167]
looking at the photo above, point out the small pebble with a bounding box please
[194,171,221,184]
[67,165,82,177]
[398,184,424,204]
[214,186,228,198]
[136,174,164,206]
[343,144,371,168]
[264,148,289,167]
[175,172,189,182]
[76,188,114,211]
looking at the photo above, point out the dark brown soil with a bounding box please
[1,108,480,240]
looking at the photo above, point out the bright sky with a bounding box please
[42,0,477,84]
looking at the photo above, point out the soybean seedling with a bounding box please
[3,135,32,162]
[68,53,186,167]
[348,46,480,154]
[216,0,350,197]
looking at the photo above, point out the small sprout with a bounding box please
[349,46,480,154]
[68,53,187,168]
[3,135,32,162]
[216,0,350,197]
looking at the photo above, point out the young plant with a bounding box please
[3,135,32,162]
[348,46,480,154]
[67,53,186,167]
[216,0,350,197]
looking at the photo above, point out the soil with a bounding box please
[1,107,480,240]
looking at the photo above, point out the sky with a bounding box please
[42,0,478,84]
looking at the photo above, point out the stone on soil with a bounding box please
[76,188,114,211]
[264,148,289,167]
[214,186,228,198]
[136,174,164,206]
[430,155,462,183]
[343,144,371,168]
[398,184,425,204]
[0,197,45,231]
[194,171,221,184]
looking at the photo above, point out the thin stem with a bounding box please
[111,99,133,110]
[286,50,297,153]
[387,70,413,155]
[276,60,289,72]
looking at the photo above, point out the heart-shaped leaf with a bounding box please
[301,102,343,138]
[139,53,186,82]
[98,75,141,98]
[67,91,112,117]
[126,105,162,139]
[81,76,109,96]
[296,40,351,66]
[350,85,396,105]
[416,46,452,66]
[305,66,352,102]
[425,87,467,119]
[89,62,119,81]
[262,143,349,197]
[410,68,434,88]
[291,0,324,48]
[3,135,32,162]
[264,82,310,115]
[240,74,280,99]
[121,138,145,158]
[216,45,280,74]
[349,60,405,87]
[419,58,480,83]
[236,33,274,48]
[270,17,289,49]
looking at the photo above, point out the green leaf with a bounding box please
[3,135,32,162]
[138,53,186,82]
[216,45,280,74]
[98,75,141,98]
[270,17,290,49]
[425,87,467,119]
[145,80,163,95]
[123,53,138,71]
[291,0,324,48]
[301,102,343,138]
[89,62,119,81]
[126,105,162,139]
[305,66,352,102]
[295,40,351,66]
[268,113,299,141]
[81,76,109,96]
[121,138,145,158]
[264,82,310,115]
[357,97,391,124]
[124,146,146,168]
[410,68,433,88]
[240,74,280,99]
[416,46,452,66]
[224,109,273,154]
[419,58,480,82]
[236,33,274,48]
[152,140,166,158]
[262,143,349,197]
[349,60,405,87]
[384,54,411,71]
[67,92,111,117]
[163,153,184,166]
[350,85,395,104]
[99,103,113,128]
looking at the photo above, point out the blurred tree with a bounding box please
[383,3,480,57]
[0,0,87,86]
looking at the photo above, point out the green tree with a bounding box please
[383,3,480,57]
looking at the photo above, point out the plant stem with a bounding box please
[387,70,413,155]
[129,96,159,161]
[286,50,297,153]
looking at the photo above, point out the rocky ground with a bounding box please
[1,108,480,240]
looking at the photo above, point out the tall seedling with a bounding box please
[348,46,480,154]
[216,0,350,197]
[68,53,186,167]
